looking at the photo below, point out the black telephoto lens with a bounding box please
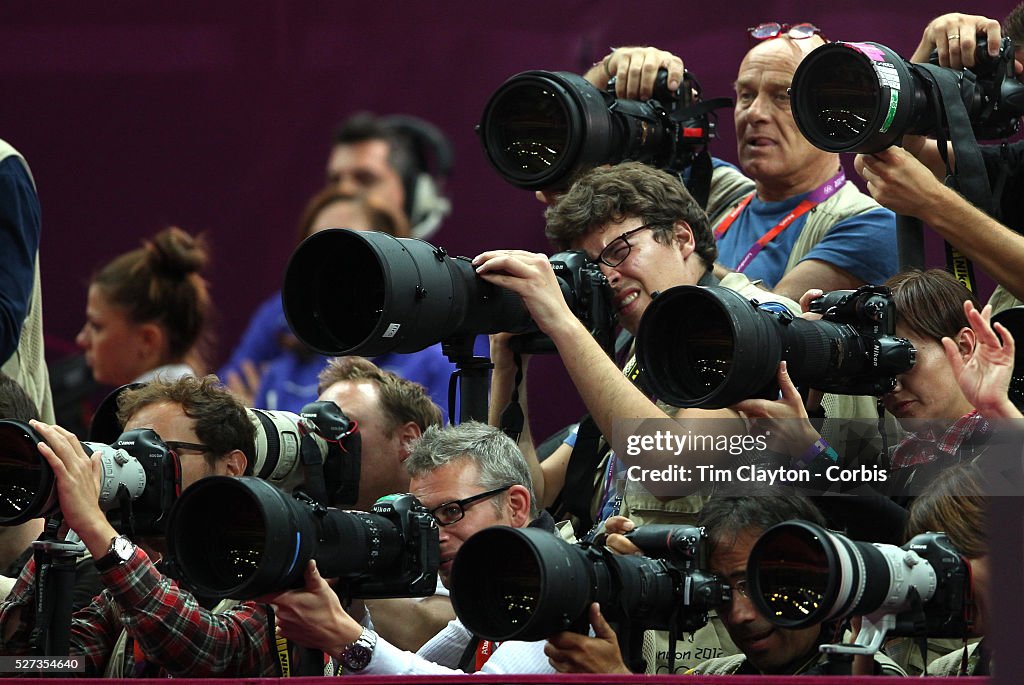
[0,419,56,525]
[478,71,619,191]
[635,285,915,408]
[282,229,536,357]
[167,476,437,600]
[450,526,716,642]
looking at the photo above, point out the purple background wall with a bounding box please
[0,0,1010,438]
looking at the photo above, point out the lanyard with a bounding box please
[475,639,502,671]
[714,168,846,273]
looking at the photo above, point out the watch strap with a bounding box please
[95,535,135,573]
[339,627,377,671]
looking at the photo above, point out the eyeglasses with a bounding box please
[748,22,823,42]
[164,440,212,454]
[595,224,656,268]
[427,485,513,526]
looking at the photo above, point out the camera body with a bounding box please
[510,250,617,355]
[166,477,439,600]
[356,493,440,598]
[89,428,181,536]
[477,68,720,190]
[803,285,914,396]
[450,524,729,642]
[621,524,731,635]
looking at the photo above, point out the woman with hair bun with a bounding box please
[76,226,212,386]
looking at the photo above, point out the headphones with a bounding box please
[380,114,454,240]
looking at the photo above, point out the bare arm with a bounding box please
[365,596,455,653]
[487,333,545,501]
[856,147,1024,301]
[772,259,865,302]
[473,251,745,464]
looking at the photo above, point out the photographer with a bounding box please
[267,421,587,675]
[855,7,1024,307]
[692,496,896,675]
[549,497,906,675]
[484,162,797,530]
[0,375,282,677]
[315,356,454,651]
[735,270,1020,506]
[583,39,898,302]
[906,463,991,675]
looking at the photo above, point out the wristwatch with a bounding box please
[95,534,135,572]
[339,628,377,672]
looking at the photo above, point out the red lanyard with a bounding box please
[714,168,846,273]
[475,639,502,670]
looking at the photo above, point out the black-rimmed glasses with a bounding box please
[164,440,212,454]
[748,22,823,42]
[427,485,513,526]
[595,224,655,268]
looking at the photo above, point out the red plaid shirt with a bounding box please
[0,545,279,677]
[890,410,990,470]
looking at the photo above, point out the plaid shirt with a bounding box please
[890,410,990,470]
[0,545,278,677]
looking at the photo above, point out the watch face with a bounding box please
[113,536,134,561]
[342,645,372,671]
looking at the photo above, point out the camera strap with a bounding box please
[299,433,330,506]
[670,97,730,210]
[551,414,605,535]
[915,63,997,293]
[456,636,502,673]
[498,351,526,443]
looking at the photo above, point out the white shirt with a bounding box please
[361,617,555,676]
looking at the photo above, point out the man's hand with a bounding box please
[473,250,579,340]
[30,419,115,553]
[731,362,821,460]
[584,47,685,100]
[544,603,631,674]
[911,13,1002,69]
[601,516,643,556]
[854,147,947,220]
[260,561,363,656]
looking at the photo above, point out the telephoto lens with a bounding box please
[790,39,1024,153]
[166,476,439,600]
[635,285,915,408]
[478,69,718,190]
[449,526,729,642]
[0,419,57,525]
[0,420,158,530]
[747,520,970,651]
